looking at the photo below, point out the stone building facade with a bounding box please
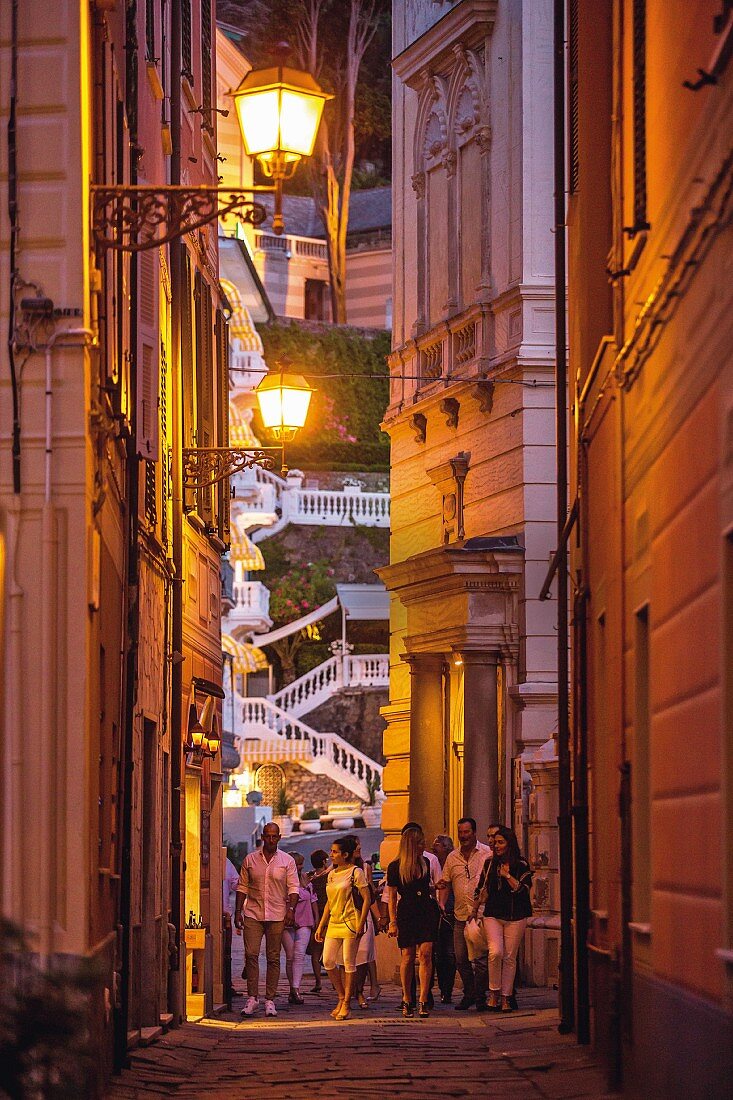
[567,0,733,1090]
[381,0,559,982]
[0,2,230,1088]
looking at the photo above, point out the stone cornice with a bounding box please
[393,1,499,87]
[376,542,523,601]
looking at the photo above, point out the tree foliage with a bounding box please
[267,559,336,684]
[254,320,390,470]
[219,0,391,321]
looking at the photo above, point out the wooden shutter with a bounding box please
[201,0,213,132]
[181,251,195,446]
[215,308,231,545]
[136,247,160,460]
[194,271,215,522]
[632,0,648,231]
[181,0,193,82]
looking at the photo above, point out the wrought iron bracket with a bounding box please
[182,447,279,489]
[90,185,271,252]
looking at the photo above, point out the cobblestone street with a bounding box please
[108,956,610,1100]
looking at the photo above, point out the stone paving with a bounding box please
[108,951,611,1100]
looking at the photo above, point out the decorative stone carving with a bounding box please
[411,171,426,200]
[471,378,494,415]
[440,397,460,428]
[428,451,470,543]
[442,149,457,177]
[409,412,427,444]
[475,125,492,154]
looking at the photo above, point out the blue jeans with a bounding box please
[453,918,488,1003]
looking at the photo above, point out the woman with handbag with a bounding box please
[386,826,440,1018]
[314,835,371,1020]
[472,825,532,1012]
[353,837,382,1007]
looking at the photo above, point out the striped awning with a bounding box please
[222,633,269,674]
[229,527,265,570]
[229,401,260,448]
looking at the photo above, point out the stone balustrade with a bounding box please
[386,302,492,416]
[269,653,389,719]
[229,581,271,631]
[237,696,382,801]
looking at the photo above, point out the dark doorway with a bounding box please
[304,279,330,321]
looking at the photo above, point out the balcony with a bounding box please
[385,302,492,419]
[226,580,272,633]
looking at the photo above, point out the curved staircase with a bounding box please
[269,653,389,718]
[237,696,382,802]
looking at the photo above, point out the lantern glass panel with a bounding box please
[279,88,325,157]
[236,88,280,156]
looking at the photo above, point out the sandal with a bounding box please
[418,1002,430,1018]
[357,994,369,1009]
[336,1005,351,1020]
[401,1000,414,1018]
[501,996,513,1013]
[368,985,382,1002]
[330,1001,343,1018]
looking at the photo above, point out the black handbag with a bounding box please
[351,869,364,911]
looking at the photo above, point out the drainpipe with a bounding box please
[553,0,575,1035]
[169,0,185,1024]
[38,329,94,968]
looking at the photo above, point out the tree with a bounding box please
[267,560,336,684]
[294,0,386,323]
[219,1,391,321]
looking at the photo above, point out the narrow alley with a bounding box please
[108,978,608,1099]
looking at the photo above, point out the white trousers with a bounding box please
[323,934,359,974]
[281,926,311,991]
[483,916,527,997]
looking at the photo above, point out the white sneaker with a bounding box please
[264,999,277,1017]
[241,996,258,1017]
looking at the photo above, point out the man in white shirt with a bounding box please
[438,817,492,1011]
[234,822,299,1017]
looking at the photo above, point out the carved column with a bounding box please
[442,149,459,312]
[406,653,446,840]
[476,125,492,296]
[460,649,500,833]
[411,172,427,334]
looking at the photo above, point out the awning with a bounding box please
[336,583,390,620]
[229,401,260,448]
[229,526,265,571]
[221,634,269,674]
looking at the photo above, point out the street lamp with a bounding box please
[231,48,331,234]
[255,368,314,442]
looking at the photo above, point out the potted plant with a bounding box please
[300,808,322,834]
[362,774,383,827]
[272,786,293,837]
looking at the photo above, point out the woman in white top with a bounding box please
[314,835,371,1020]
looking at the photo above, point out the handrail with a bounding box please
[238,695,382,799]
[268,652,389,718]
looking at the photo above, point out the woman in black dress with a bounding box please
[387,826,440,1017]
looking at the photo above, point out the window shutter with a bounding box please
[632,0,648,231]
[215,308,231,545]
[136,248,159,460]
[201,0,213,132]
[181,0,193,82]
[194,271,215,522]
[181,251,194,446]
